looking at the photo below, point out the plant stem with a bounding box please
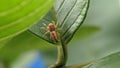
[49,41,67,68]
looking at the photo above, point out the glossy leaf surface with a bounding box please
[0,0,55,42]
[29,0,89,44]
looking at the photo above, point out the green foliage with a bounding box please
[66,0,120,67]
[0,31,55,63]
[0,0,55,42]
[89,52,120,68]
[29,0,89,44]
[0,25,98,67]
[0,0,120,68]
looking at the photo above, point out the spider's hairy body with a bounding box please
[48,23,56,32]
[47,23,58,42]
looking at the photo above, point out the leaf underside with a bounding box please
[29,0,89,44]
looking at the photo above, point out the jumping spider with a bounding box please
[41,21,60,43]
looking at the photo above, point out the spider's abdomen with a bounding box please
[50,31,58,42]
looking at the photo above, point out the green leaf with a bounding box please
[88,52,120,68]
[0,31,55,64]
[0,0,55,42]
[0,40,8,49]
[65,0,120,66]
[0,25,99,66]
[29,0,90,44]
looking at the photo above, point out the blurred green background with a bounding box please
[67,0,120,65]
[0,0,120,68]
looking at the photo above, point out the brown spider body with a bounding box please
[47,23,58,42]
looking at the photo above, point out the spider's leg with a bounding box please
[42,23,47,27]
[56,23,62,32]
[51,21,55,23]
[40,23,48,31]
[42,31,49,37]
[51,21,56,26]
[49,32,52,40]
[55,21,59,28]
[52,21,58,28]
[40,27,47,31]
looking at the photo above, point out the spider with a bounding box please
[41,21,60,43]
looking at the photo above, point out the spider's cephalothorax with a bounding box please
[41,21,59,43]
[47,23,56,32]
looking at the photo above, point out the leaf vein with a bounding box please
[63,2,87,38]
[60,0,78,27]
[56,0,66,13]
